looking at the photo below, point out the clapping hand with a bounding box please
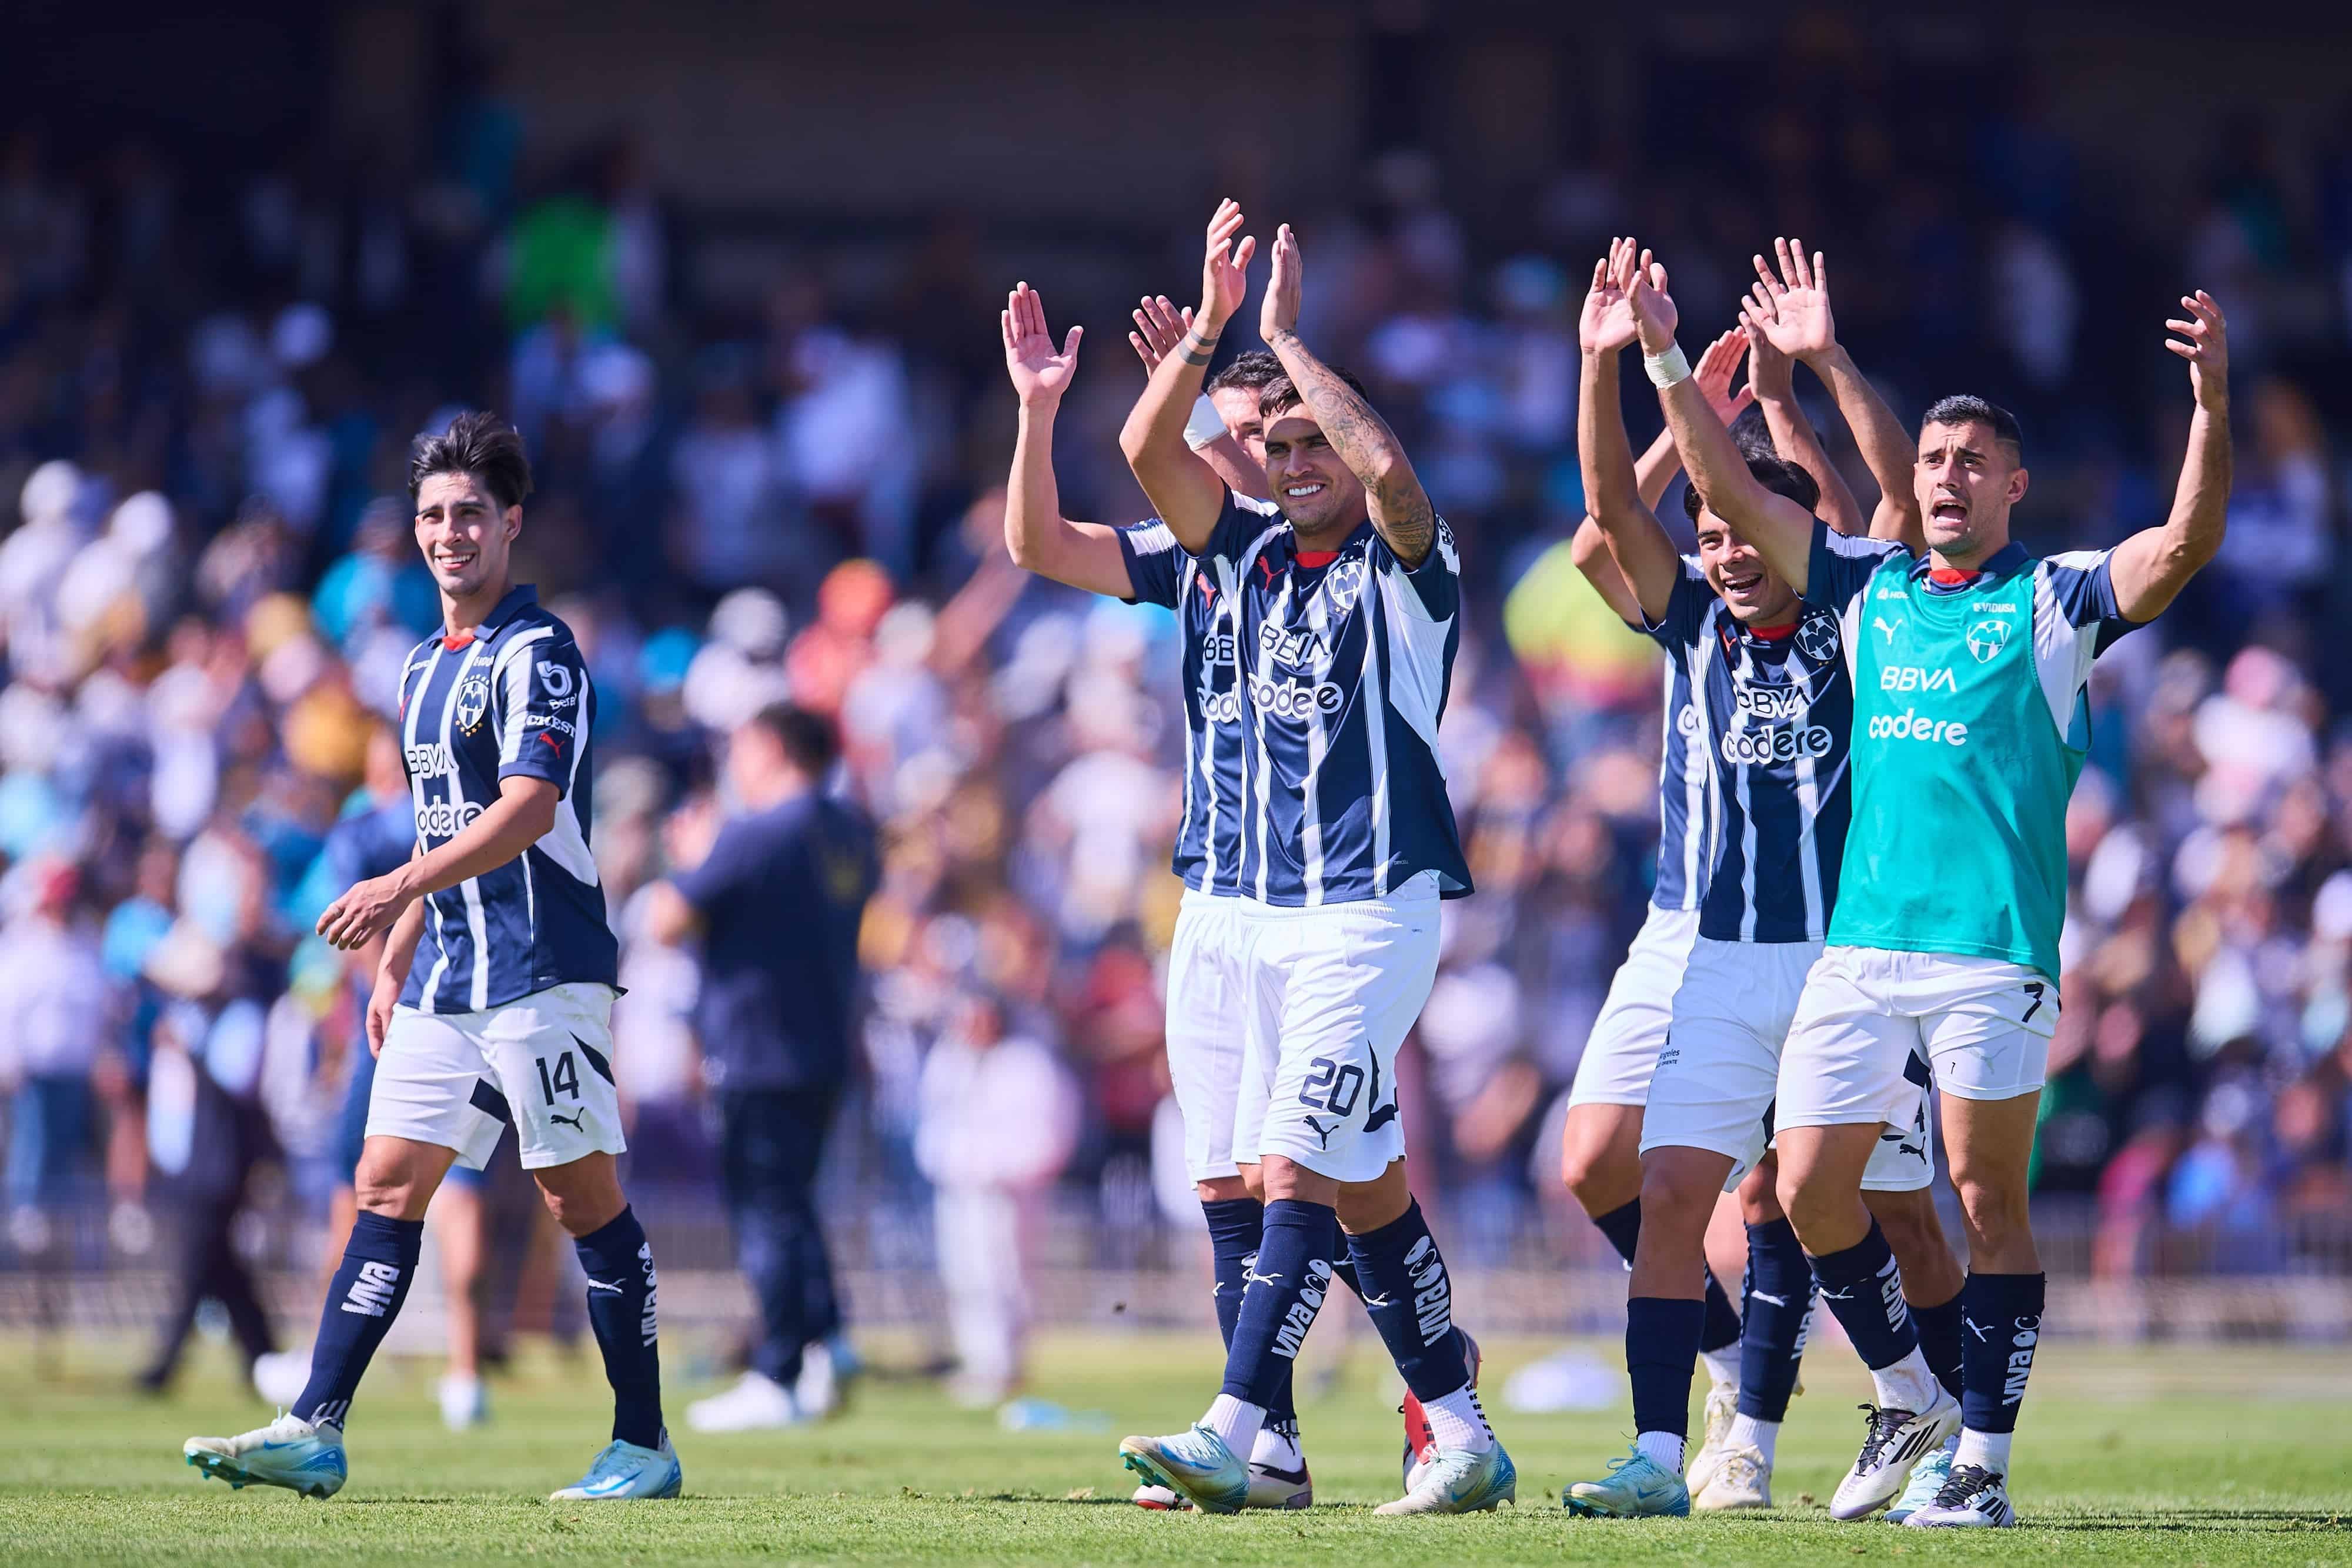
[1001,283,1083,408]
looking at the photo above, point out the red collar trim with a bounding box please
[441,631,476,651]
[1295,550,1340,568]
[1927,567,1980,586]
[1748,620,1797,641]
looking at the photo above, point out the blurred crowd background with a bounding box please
[5,2,2352,1349]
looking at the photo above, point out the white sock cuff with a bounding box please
[1200,1393,1264,1459]
[1422,1386,1495,1455]
[1699,1348,1742,1389]
[1953,1427,2013,1475]
[1634,1429,1685,1472]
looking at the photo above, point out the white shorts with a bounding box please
[1212,877,1441,1185]
[1167,892,1248,1183]
[1642,938,1933,1193]
[1779,945,2057,1132]
[1565,904,1700,1109]
[368,982,628,1171]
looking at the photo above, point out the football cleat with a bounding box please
[1130,1482,1184,1509]
[1563,1446,1689,1518]
[1682,1382,1739,1499]
[686,1370,803,1433]
[1886,1442,1954,1524]
[1131,1457,1312,1510]
[1903,1462,2015,1528]
[1830,1392,1960,1520]
[1399,1329,1484,1491]
[1118,1425,1250,1514]
[1375,1440,1515,1514]
[184,1411,348,1499]
[549,1435,683,1500]
[1692,1443,1770,1510]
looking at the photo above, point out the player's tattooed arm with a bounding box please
[1627,242,1817,594]
[1127,294,1264,499]
[1120,200,1257,552]
[1744,238,1920,549]
[998,283,1142,597]
[1259,223,1438,567]
[1576,238,1683,624]
[2111,290,2231,620]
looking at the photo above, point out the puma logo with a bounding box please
[1873,614,1905,645]
[1302,1115,1334,1149]
[549,1111,584,1131]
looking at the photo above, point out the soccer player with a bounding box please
[1001,280,1381,1509]
[1635,245,2231,1527]
[1559,238,1968,1519]
[183,412,678,1502]
[1109,203,1509,1516]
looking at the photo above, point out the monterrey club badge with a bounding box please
[456,673,493,734]
[1795,610,1840,663]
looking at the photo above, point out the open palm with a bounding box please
[1001,283,1082,407]
[1747,236,1835,360]
[1579,238,1642,355]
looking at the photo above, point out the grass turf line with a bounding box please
[2,1329,2346,1564]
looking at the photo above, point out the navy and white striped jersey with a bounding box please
[1117,492,1472,907]
[395,584,617,1013]
[1643,554,1852,943]
[1646,562,1716,914]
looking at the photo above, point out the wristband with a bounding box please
[1643,343,1692,388]
[1183,393,1230,451]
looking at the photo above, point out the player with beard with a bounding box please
[1107,203,1507,1516]
[1560,239,1967,1519]
[1633,242,2231,1527]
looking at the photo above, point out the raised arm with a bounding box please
[1127,292,1264,499]
[2110,291,2231,619]
[1740,292,1867,538]
[1119,200,1256,551]
[1628,245,1817,593]
[1572,422,1697,624]
[1259,223,1437,567]
[1745,238,1922,548]
[1577,240,1689,623]
[998,283,1138,598]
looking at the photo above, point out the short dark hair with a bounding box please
[1921,394,2024,463]
[1206,350,1284,397]
[1258,367,1371,422]
[409,410,534,511]
[1684,453,1822,525]
[748,701,839,777]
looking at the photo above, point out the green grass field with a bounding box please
[6,1328,2348,1565]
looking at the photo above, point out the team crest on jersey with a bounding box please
[1322,556,1367,613]
[455,673,493,733]
[1966,617,2012,664]
[1796,611,1840,663]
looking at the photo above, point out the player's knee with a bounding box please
[1238,1164,1265,1203]
[1561,1139,1635,1215]
[1736,1158,1784,1226]
[1952,1172,2030,1249]
[352,1151,433,1220]
[1195,1175,1251,1206]
[534,1158,626,1236]
[1635,1157,1716,1243]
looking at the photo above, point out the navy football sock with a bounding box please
[1912,1286,1967,1403]
[1346,1199,1468,1400]
[1591,1196,1642,1265]
[1627,1296,1707,1438]
[1806,1220,1917,1372]
[1202,1198,1296,1425]
[574,1206,666,1449]
[293,1211,423,1427]
[1959,1272,2043,1433]
[1220,1199,1338,1410]
[1736,1218,1813,1422]
[1596,1198,1742,1352]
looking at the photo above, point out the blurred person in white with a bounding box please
[777,319,920,577]
[0,459,90,685]
[0,857,118,1252]
[914,989,1079,1408]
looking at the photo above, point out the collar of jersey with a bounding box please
[439,582,539,647]
[1280,521,1372,570]
[1909,541,2026,593]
